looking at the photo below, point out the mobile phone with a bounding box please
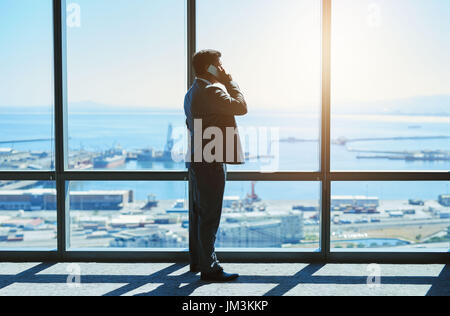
[207,64,220,78]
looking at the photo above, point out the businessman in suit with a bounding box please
[184,49,247,282]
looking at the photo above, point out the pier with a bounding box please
[333,136,450,146]
[354,150,450,161]
[0,138,54,144]
[0,181,41,190]
[279,135,450,145]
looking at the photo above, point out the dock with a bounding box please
[0,138,54,144]
[0,181,41,190]
[333,136,450,146]
[355,149,450,161]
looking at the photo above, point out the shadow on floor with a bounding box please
[0,263,448,296]
[426,265,449,296]
[0,263,56,292]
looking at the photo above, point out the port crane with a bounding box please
[246,181,261,204]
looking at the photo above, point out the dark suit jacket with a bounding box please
[184,78,248,166]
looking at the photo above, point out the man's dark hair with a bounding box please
[192,49,222,76]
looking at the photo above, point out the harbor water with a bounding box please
[1,110,449,201]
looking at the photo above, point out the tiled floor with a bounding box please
[0,263,448,296]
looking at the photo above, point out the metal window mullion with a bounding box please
[227,172,322,182]
[53,0,69,258]
[4,170,448,183]
[187,0,196,263]
[187,0,196,88]
[61,171,189,181]
[321,0,332,259]
[60,171,321,182]
[0,172,55,181]
[331,171,450,182]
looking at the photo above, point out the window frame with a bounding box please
[0,0,448,264]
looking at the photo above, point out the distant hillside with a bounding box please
[0,101,175,114]
[69,101,145,113]
[0,105,53,114]
[333,95,450,116]
[68,101,180,113]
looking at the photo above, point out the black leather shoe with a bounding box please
[200,270,239,282]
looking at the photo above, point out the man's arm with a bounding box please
[206,81,248,116]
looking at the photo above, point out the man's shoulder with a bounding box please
[204,82,228,96]
[206,82,226,90]
[194,79,228,94]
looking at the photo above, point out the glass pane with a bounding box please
[68,181,188,249]
[197,0,321,171]
[0,181,56,249]
[0,1,54,171]
[219,181,320,250]
[331,182,450,251]
[66,0,186,171]
[332,0,450,171]
[68,181,320,250]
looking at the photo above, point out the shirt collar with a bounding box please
[196,77,212,86]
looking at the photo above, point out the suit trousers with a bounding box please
[189,163,226,273]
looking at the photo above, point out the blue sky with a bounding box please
[332,0,450,104]
[0,0,54,109]
[0,0,449,111]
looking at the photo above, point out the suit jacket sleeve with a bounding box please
[205,81,248,116]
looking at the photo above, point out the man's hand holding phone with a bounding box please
[208,64,232,84]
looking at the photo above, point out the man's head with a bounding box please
[192,49,222,77]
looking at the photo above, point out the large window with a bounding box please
[66,0,187,171]
[331,0,450,171]
[0,0,448,261]
[0,181,56,249]
[0,0,54,171]
[331,182,450,251]
[69,181,188,249]
[219,182,320,250]
[67,181,320,250]
[197,0,322,172]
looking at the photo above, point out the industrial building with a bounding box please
[331,195,380,208]
[0,189,133,211]
[109,226,186,248]
[218,210,304,247]
[438,194,450,207]
[217,220,283,248]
